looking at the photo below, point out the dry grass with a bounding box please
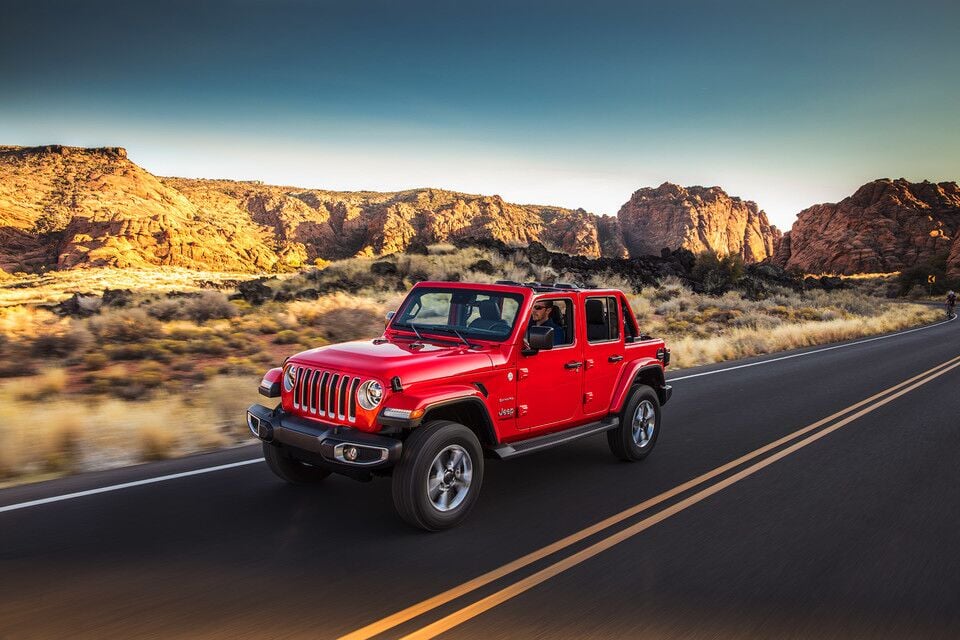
[668,304,939,368]
[0,376,261,480]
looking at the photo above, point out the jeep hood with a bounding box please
[288,338,495,386]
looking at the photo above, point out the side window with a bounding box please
[530,297,574,346]
[621,299,638,340]
[586,297,620,343]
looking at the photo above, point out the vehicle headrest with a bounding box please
[479,299,500,320]
[585,298,605,324]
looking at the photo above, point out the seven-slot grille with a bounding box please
[291,367,361,423]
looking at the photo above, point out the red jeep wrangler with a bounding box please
[247,281,671,530]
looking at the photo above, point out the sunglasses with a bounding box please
[532,304,549,310]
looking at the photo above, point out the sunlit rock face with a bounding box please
[775,179,960,275]
[0,145,633,273]
[616,182,781,262]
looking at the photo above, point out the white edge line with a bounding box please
[0,458,264,514]
[667,314,956,382]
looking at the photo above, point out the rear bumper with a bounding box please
[246,404,402,470]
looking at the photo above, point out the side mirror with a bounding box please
[524,325,554,354]
[385,311,396,322]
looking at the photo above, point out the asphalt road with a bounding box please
[2,315,959,639]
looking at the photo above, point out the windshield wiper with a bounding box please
[448,327,472,348]
[406,322,425,342]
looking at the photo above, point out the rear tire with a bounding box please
[392,420,484,531]
[262,441,331,484]
[608,385,660,461]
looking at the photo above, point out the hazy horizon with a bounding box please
[3,0,958,230]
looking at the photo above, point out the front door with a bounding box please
[516,296,581,431]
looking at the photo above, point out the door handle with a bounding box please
[564,361,583,369]
[608,355,624,363]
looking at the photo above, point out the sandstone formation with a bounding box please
[616,183,782,263]
[0,146,623,273]
[1,145,782,275]
[775,179,960,275]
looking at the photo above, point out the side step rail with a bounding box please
[490,417,619,460]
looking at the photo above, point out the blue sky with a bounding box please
[2,0,958,229]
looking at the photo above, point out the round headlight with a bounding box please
[357,380,383,410]
[284,365,297,392]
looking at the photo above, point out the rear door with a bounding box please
[582,295,624,418]
[515,296,582,431]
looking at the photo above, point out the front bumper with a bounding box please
[246,404,402,470]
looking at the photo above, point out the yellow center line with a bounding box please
[338,354,960,640]
[399,356,960,640]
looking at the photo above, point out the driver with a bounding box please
[529,299,565,346]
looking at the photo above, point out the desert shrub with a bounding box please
[132,362,166,389]
[273,330,299,344]
[652,277,686,302]
[29,324,92,358]
[163,322,216,342]
[89,309,161,343]
[83,352,109,369]
[730,311,783,330]
[14,368,68,402]
[185,336,229,355]
[185,290,238,323]
[143,298,184,321]
[218,357,260,376]
[139,423,177,461]
[251,316,282,334]
[692,252,745,295]
[810,290,885,317]
[627,294,654,324]
[310,307,384,342]
[655,297,694,315]
[103,340,172,362]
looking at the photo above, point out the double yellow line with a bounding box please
[340,353,960,640]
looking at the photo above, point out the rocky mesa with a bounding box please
[775,178,960,276]
[617,183,781,263]
[0,145,782,274]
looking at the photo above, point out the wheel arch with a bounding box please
[420,398,499,447]
[610,361,667,413]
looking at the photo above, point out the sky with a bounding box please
[2,0,958,230]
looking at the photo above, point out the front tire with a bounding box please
[392,420,484,531]
[608,385,661,461]
[262,441,331,484]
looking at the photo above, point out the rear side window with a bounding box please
[585,297,620,343]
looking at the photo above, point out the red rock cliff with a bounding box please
[616,183,781,262]
[775,179,960,275]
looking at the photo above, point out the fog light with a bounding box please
[344,446,359,461]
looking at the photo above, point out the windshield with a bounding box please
[392,287,524,342]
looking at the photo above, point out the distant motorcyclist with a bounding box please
[947,291,957,318]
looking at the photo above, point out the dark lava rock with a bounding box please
[405,240,430,255]
[526,241,552,266]
[468,259,497,275]
[371,261,399,276]
[232,278,274,305]
[296,288,319,300]
[102,288,132,307]
[55,292,101,317]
